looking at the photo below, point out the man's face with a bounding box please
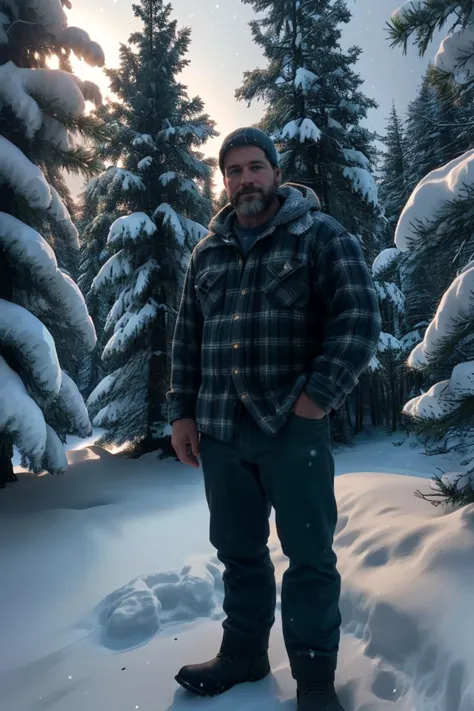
[223,146,281,216]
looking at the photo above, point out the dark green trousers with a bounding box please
[200,404,341,661]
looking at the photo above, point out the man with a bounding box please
[167,127,381,711]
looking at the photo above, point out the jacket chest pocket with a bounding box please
[195,268,226,318]
[265,258,309,309]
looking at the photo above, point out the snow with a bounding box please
[0,355,47,469]
[0,136,51,209]
[342,148,370,170]
[395,148,474,252]
[391,1,427,24]
[102,300,158,360]
[399,328,423,353]
[180,215,209,244]
[375,280,405,312]
[0,212,58,283]
[0,63,85,137]
[137,156,153,171]
[3,0,67,34]
[281,118,322,143]
[69,75,103,106]
[87,371,119,412]
[107,213,157,247]
[56,371,92,439]
[91,250,134,292]
[343,166,379,206]
[404,361,474,419]
[0,213,95,351]
[435,25,474,86]
[0,298,61,402]
[378,331,402,353]
[105,287,134,333]
[372,248,401,277]
[158,121,214,143]
[53,270,97,352]
[40,113,73,151]
[154,203,185,244]
[1,435,473,711]
[407,265,474,368]
[158,171,177,186]
[338,98,362,116]
[131,134,154,148]
[133,259,160,298]
[57,27,105,67]
[46,185,80,249]
[294,67,319,93]
[88,167,146,198]
[42,424,68,474]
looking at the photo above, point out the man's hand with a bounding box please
[292,391,326,420]
[171,418,200,468]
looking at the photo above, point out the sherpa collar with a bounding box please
[208,183,321,241]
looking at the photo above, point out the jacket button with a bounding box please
[233,368,239,374]
[233,314,240,320]
[241,393,247,400]
[241,289,247,295]
[233,343,239,349]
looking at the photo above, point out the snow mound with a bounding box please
[395,148,474,252]
[435,25,474,86]
[372,247,401,277]
[96,557,223,650]
[334,473,474,711]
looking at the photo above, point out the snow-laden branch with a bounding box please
[0,135,51,209]
[0,299,61,402]
[0,355,47,469]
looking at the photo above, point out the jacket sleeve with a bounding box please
[166,255,203,423]
[305,220,381,412]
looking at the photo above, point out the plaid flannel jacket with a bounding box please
[167,183,381,443]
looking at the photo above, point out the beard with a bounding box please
[231,180,280,216]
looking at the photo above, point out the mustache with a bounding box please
[235,187,263,199]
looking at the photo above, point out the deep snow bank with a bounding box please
[334,473,474,711]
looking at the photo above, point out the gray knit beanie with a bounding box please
[219,127,279,174]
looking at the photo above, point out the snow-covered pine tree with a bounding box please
[237,0,381,440]
[389,0,474,506]
[0,0,103,485]
[85,0,217,454]
[236,0,380,243]
[366,247,413,432]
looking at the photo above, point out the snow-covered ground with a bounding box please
[1,433,473,711]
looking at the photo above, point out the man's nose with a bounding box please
[241,168,255,184]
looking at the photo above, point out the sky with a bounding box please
[67,0,442,194]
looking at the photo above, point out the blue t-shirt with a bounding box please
[233,218,271,256]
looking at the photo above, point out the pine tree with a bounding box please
[378,104,411,243]
[236,0,380,243]
[405,72,445,193]
[389,0,474,507]
[85,0,217,454]
[0,0,103,485]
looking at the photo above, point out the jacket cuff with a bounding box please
[167,396,197,425]
[304,374,346,413]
